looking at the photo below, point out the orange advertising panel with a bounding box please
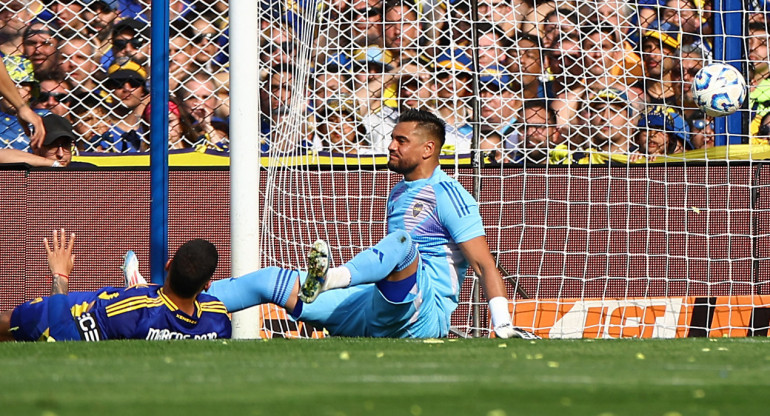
[258,304,326,339]
[503,295,770,339]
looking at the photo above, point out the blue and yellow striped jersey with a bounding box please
[76,285,231,341]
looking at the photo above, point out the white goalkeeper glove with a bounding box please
[489,297,541,339]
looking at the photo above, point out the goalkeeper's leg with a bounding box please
[299,230,417,303]
[206,267,299,312]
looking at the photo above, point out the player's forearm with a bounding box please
[51,273,69,295]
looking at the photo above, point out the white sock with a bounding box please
[324,266,352,289]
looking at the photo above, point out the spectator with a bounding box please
[23,21,62,79]
[661,0,712,57]
[586,87,637,155]
[315,95,373,155]
[140,99,198,150]
[432,49,474,154]
[686,110,715,149]
[477,23,511,69]
[635,105,691,156]
[101,58,148,152]
[0,57,48,151]
[59,34,103,94]
[0,113,94,167]
[478,64,520,151]
[116,0,192,22]
[478,0,529,38]
[168,29,191,92]
[69,91,112,151]
[101,18,150,70]
[347,0,384,48]
[509,32,549,100]
[32,75,73,118]
[350,46,396,117]
[183,15,225,75]
[0,0,36,57]
[640,21,681,107]
[581,23,643,91]
[678,43,705,119]
[267,105,312,154]
[176,73,226,148]
[539,7,579,49]
[382,0,420,69]
[312,64,354,111]
[521,99,562,164]
[479,131,510,165]
[748,21,770,71]
[47,0,90,35]
[261,64,294,114]
[82,0,118,44]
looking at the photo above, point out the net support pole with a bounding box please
[713,0,744,145]
[229,0,262,339]
[149,0,170,285]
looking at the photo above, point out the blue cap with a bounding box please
[352,47,394,72]
[478,65,513,90]
[434,48,474,72]
[638,105,692,149]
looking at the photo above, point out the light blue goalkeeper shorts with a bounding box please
[294,258,452,338]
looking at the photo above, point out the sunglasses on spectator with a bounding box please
[105,77,144,89]
[349,6,382,18]
[36,91,69,103]
[194,33,216,44]
[113,38,143,51]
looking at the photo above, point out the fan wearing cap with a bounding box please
[0,113,94,167]
[586,87,637,154]
[100,18,150,71]
[640,20,681,107]
[686,110,716,149]
[635,105,691,156]
[100,58,148,152]
[509,32,551,100]
[432,49,475,155]
[478,65,520,150]
[0,56,47,151]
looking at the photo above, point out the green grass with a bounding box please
[1,338,768,416]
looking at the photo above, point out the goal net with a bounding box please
[2,0,769,338]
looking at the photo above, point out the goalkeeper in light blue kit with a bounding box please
[201,109,536,339]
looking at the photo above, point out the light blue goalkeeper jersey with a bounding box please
[387,166,486,309]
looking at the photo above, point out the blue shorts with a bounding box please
[295,257,452,338]
[10,291,99,341]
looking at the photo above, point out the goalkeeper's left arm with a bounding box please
[459,236,539,339]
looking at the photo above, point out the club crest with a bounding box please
[412,202,423,217]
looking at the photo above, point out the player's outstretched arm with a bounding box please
[44,229,76,295]
[459,235,539,339]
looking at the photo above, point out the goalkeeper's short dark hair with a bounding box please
[398,109,446,148]
[167,239,218,298]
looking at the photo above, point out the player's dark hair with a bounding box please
[167,239,218,298]
[398,108,446,148]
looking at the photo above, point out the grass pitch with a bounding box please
[1,337,767,416]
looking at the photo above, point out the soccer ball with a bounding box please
[692,63,747,117]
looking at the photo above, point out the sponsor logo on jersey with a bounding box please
[146,328,218,340]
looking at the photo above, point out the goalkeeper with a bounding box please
[202,109,535,339]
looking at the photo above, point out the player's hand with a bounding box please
[494,322,541,340]
[44,229,76,277]
[17,105,45,150]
